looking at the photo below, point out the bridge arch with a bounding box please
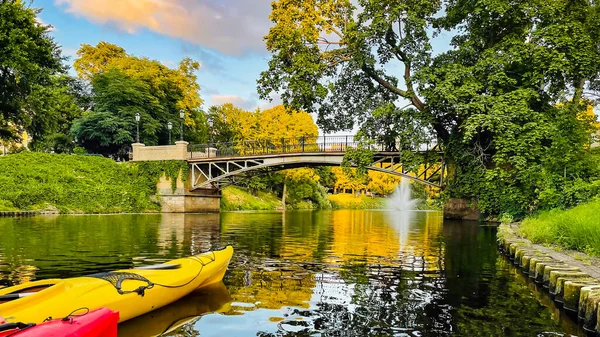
[189,152,444,190]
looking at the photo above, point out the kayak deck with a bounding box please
[0,246,233,324]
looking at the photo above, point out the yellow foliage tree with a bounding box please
[367,171,402,196]
[74,42,203,129]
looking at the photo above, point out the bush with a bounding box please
[73,146,87,155]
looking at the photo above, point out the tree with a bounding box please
[26,75,88,152]
[207,103,252,143]
[259,0,600,216]
[91,69,162,144]
[71,111,133,159]
[73,42,126,81]
[0,0,64,141]
[206,103,319,143]
[73,42,205,144]
[71,69,161,158]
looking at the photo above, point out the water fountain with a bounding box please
[387,178,420,211]
[386,179,421,247]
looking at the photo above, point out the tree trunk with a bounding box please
[282,182,287,211]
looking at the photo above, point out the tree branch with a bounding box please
[323,20,344,39]
[360,64,408,96]
[317,37,344,45]
[383,26,426,111]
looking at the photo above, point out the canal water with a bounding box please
[0,211,586,336]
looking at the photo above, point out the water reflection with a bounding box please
[0,211,582,336]
[118,282,232,337]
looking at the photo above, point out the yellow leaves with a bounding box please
[73,42,203,119]
[254,105,318,140]
[578,103,600,132]
[216,104,318,142]
[74,42,126,81]
[266,0,351,50]
[283,168,320,183]
[367,171,402,196]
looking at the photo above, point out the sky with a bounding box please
[35,0,279,111]
[33,0,598,128]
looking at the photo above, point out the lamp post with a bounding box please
[207,115,213,146]
[179,109,185,141]
[135,112,141,143]
[167,121,173,144]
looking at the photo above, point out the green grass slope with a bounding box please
[328,193,387,209]
[520,198,600,257]
[0,152,161,213]
[221,186,282,211]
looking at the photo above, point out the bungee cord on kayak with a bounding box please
[86,252,217,297]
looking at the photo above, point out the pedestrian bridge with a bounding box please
[131,135,445,191]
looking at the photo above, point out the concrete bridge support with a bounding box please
[131,141,220,213]
[156,168,220,213]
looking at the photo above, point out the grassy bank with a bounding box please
[0,152,185,213]
[328,194,387,209]
[221,189,391,211]
[519,198,600,257]
[221,186,282,211]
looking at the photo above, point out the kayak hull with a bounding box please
[0,307,118,337]
[0,246,233,324]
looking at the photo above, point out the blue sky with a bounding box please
[35,0,278,111]
[35,0,596,128]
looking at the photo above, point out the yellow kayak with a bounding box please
[0,246,233,324]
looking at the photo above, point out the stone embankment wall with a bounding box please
[497,224,600,334]
[0,211,38,217]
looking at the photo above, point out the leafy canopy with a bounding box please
[73,42,206,146]
[0,0,64,141]
[259,0,600,216]
[207,104,319,143]
[69,42,207,156]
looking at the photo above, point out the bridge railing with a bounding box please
[188,135,393,159]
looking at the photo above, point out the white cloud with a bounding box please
[160,60,177,68]
[211,95,257,110]
[35,17,57,32]
[258,92,283,110]
[54,0,273,56]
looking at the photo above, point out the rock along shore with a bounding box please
[497,223,600,334]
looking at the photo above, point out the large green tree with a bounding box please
[258,0,600,216]
[26,75,88,153]
[73,42,206,145]
[71,69,162,158]
[0,0,64,141]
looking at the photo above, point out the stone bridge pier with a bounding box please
[156,169,221,213]
[132,141,221,213]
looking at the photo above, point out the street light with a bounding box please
[167,121,173,144]
[207,115,213,145]
[179,109,185,141]
[135,112,141,143]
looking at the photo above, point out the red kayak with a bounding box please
[0,308,118,337]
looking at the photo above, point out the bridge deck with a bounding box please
[187,151,402,163]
